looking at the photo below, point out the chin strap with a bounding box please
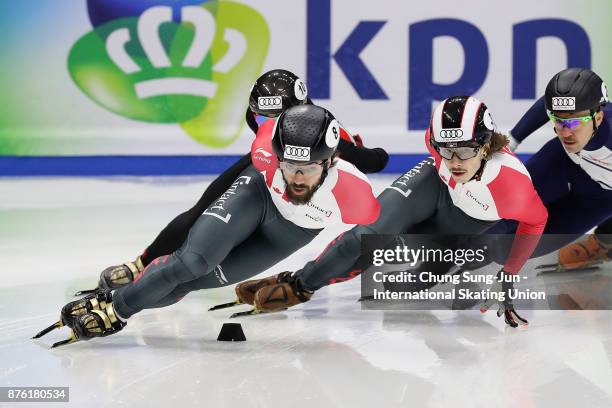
[314,157,335,192]
[470,157,488,182]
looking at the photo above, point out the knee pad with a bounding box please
[175,251,210,281]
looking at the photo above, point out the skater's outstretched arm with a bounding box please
[337,138,389,174]
[508,96,549,148]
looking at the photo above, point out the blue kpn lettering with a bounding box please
[512,19,591,99]
[408,19,488,130]
[307,0,387,99]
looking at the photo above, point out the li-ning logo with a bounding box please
[255,147,272,157]
[551,97,576,110]
[284,145,311,161]
[439,129,464,139]
[68,2,270,148]
[213,265,229,285]
[254,147,272,164]
[258,96,282,110]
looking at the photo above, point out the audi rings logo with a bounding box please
[438,128,464,140]
[284,144,311,161]
[551,97,575,111]
[258,96,283,110]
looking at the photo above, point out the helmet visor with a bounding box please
[437,146,481,160]
[547,111,593,130]
[279,160,327,176]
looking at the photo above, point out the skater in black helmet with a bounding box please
[76,69,389,297]
[36,105,382,347]
[222,96,548,328]
[502,68,611,272]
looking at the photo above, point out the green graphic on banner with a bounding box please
[68,1,269,147]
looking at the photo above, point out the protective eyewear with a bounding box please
[547,111,593,130]
[279,160,326,176]
[437,146,481,160]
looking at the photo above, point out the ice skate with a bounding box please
[32,291,114,339]
[537,235,611,273]
[51,300,126,348]
[74,257,144,296]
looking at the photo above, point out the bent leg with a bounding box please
[113,167,267,318]
[151,218,321,305]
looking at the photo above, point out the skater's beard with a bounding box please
[283,180,320,205]
[283,175,321,205]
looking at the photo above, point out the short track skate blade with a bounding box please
[537,265,600,275]
[32,320,63,339]
[536,263,560,270]
[208,300,243,311]
[51,332,78,348]
[74,288,97,297]
[229,309,262,318]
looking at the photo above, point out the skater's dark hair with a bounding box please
[483,132,509,159]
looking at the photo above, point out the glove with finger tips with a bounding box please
[480,269,528,328]
[253,273,313,313]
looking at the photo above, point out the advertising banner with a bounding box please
[0,0,609,170]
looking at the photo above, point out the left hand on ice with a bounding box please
[253,272,313,313]
[480,269,529,328]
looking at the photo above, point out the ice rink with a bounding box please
[1,175,612,408]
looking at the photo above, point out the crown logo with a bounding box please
[106,6,245,99]
[68,1,269,147]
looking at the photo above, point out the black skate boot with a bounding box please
[75,257,144,296]
[33,291,114,339]
[51,303,127,348]
[52,300,126,348]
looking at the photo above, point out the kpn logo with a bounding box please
[68,0,269,147]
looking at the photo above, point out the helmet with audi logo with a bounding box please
[271,105,340,163]
[249,69,309,117]
[545,68,608,113]
[429,96,495,149]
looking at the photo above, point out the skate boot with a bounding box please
[52,299,126,348]
[557,235,611,270]
[33,291,114,339]
[75,256,145,296]
[209,272,293,311]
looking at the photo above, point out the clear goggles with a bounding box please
[436,145,481,160]
[547,110,594,130]
[279,160,327,176]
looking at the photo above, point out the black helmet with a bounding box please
[545,68,608,113]
[429,96,495,148]
[272,105,340,162]
[249,69,308,117]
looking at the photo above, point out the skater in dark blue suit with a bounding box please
[489,68,612,262]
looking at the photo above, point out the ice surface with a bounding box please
[1,176,611,408]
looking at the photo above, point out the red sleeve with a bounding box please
[339,124,366,147]
[250,119,278,187]
[488,165,548,274]
[332,169,380,224]
[339,126,353,144]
